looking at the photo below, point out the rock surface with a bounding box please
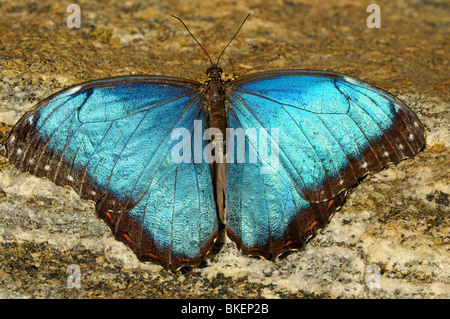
[0,0,448,298]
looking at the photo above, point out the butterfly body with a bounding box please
[203,66,228,222]
[7,68,425,270]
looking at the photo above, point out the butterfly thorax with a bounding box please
[204,66,226,130]
[204,65,224,100]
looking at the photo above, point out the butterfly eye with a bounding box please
[217,67,223,74]
[206,67,212,75]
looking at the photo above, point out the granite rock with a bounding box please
[0,0,448,298]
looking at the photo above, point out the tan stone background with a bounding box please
[0,0,448,298]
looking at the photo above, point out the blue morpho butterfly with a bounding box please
[6,15,425,270]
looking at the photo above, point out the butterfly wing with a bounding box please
[7,76,218,270]
[225,70,425,257]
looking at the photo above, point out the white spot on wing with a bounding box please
[16,148,22,155]
[399,144,404,150]
[10,135,16,143]
[66,85,82,96]
[67,175,74,182]
[361,162,368,169]
[409,134,414,140]
[91,191,96,196]
[44,165,50,171]
[341,75,360,86]
[383,151,389,157]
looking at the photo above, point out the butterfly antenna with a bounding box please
[215,13,250,66]
[171,15,214,67]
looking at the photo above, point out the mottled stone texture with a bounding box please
[0,0,448,298]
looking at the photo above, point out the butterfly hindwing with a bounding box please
[225,70,425,256]
[7,76,218,270]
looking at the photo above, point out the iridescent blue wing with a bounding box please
[7,76,217,270]
[225,70,425,257]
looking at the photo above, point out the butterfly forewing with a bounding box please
[7,76,218,270]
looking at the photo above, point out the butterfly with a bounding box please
[6,15,425,270]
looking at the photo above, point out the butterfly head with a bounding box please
[206,65,223,79]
